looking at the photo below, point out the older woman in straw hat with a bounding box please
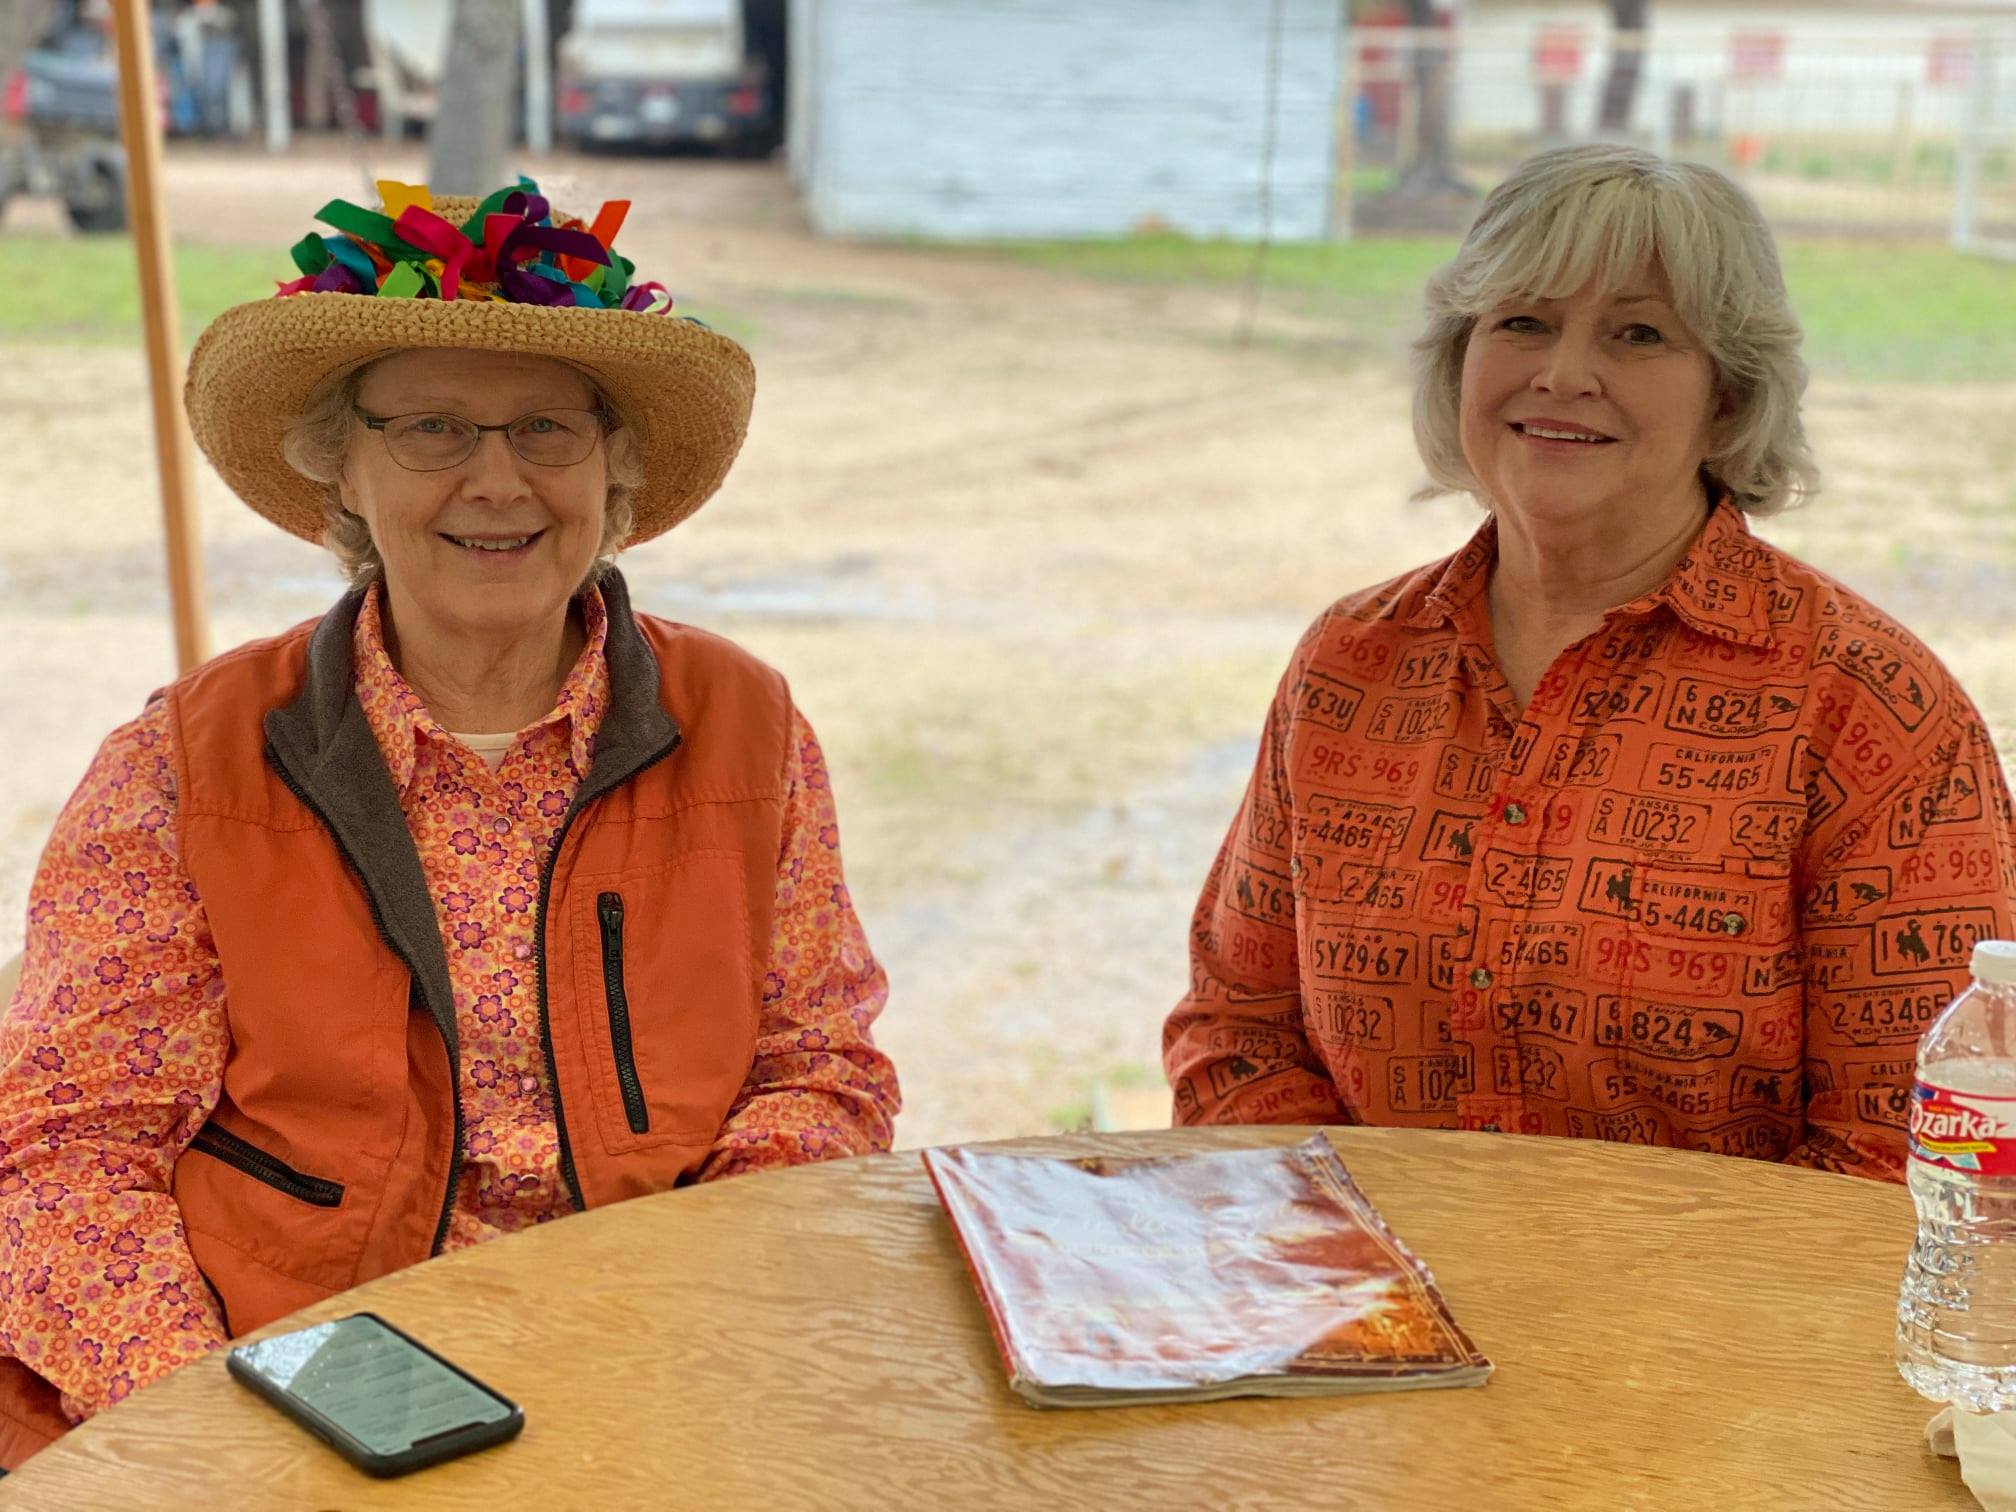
[1166,144,2016,1179]
[0,179,898,1463]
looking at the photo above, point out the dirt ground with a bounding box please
[4,141,2014,1148]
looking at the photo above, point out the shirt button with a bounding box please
[514,944,533,961]
[1502,803,1527,825]
[1469,967,1493,989]
[1722,913,1748,936]
[1290,858,1303,878]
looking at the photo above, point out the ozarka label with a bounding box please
[1910,1080,2016,1175]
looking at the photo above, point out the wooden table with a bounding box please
[2,1127,1968,1509]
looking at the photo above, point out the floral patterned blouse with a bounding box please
[0,584,899,1420]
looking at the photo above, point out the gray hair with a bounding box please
[280,357,645,588]
[1410,144,1819,515]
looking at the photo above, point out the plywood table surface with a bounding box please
[1,1127,1965,1509]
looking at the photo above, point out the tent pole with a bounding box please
[109,0,210,672]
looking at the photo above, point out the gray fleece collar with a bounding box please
[261,568,681,1056]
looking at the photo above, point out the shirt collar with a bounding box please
[353,581,614,792]
[1624,499,1781,649]
[1401,497,1779,650]
[1402,513,1497,633]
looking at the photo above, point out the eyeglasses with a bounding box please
[353,408,612,472]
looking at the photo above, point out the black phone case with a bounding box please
[225,1311,525,1477]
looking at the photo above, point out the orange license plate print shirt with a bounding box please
[1165,503,2016,1180]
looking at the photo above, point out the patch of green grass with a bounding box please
[677,304,760,345]
[1044,1101,1094,1133]
[1100,1061,1165,1091]
[1777,243,2016,383]
[981,232,2016,383]
[0,233,758,346]
[995,233,1449,317]
[985,233,1453,362]
[0,235,279,342]
[757,284,921,314]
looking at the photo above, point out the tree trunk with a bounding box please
[1597,0,1649,136]
[1396,0,1466,196]
[426,0,520,195]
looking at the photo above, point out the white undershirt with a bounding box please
[449,729,520,773]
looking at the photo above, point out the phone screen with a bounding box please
[231,1314,514,1458]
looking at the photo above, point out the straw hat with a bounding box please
[184,181,755,548]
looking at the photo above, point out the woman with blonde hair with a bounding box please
[1166,144,2014,1176]
[0,178,899,1465]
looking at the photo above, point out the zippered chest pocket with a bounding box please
[187,1122,345,1207]
[567,851,758,1154]
[597,891,650,1134]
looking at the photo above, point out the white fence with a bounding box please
[1954,33,2016,260]
[1339,24,2016,246]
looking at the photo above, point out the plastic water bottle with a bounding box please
[1898,940,2016,1408]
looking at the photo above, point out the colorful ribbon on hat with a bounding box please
[273,176,677,315]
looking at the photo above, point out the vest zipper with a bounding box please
[187,1123,344,1208]
[265,746,465,1256]
[537,729,684,1212]
[597,892,651,1134]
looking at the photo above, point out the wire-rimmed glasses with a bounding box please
[353,408,611,471]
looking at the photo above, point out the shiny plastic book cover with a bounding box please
[924,1136,1492,1407]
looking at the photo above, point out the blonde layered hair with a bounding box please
[1411,144,1819,515]
[281,357,646,587]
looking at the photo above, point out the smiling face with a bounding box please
[1457,263,1723,540]
[339,348,609,645]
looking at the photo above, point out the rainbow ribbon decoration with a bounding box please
[274,177,675,315]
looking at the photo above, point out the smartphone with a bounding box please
[226,1312,524,1477]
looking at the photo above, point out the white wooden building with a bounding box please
[786,0,1347,242]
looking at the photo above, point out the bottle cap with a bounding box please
[1975,940,2016,987]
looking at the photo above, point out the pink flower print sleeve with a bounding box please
[0,594,899,1418]
[0,696,230,1422]
[698,710,900,1180]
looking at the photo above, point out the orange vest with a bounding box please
[0,575,789,1466]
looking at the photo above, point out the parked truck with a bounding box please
[0,5,125,233]
[556,0,783,154]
